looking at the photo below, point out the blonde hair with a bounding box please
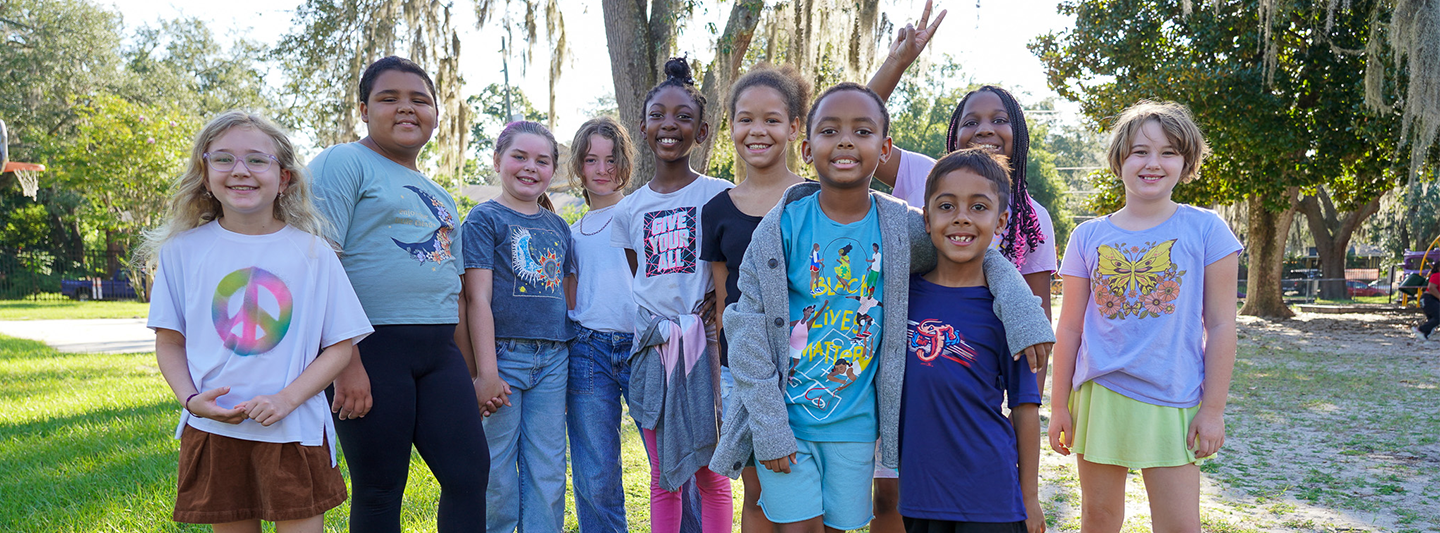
[567,116,635,205]
[136,111,331,271]
[1106,100,1211,182]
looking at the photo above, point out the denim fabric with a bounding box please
[566,326,634,533]
[484,338,569,533]
[720,365,736,423]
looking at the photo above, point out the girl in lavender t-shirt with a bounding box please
[1048,101,1241,533]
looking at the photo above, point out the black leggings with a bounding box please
[327,324,489,532]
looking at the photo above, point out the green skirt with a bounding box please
[1069,381,1203,469]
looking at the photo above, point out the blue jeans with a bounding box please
[484,338,569,533]
[566,326,634,533]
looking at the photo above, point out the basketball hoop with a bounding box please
[4,161,45,200]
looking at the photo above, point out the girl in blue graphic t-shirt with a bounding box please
[1049,101,1242,533]
[462,121,577,533]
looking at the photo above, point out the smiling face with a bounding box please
[925,169,1008,268]
[802,89,892,190]
[642,86,707,163]
[580,134,622,200]
[493,132,556,204]
[205,126,290,223]
[952,91,1013,157]
[360,70,438,155]
[731,85,799,171]
[1119,119,1185,203]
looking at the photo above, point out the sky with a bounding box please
[103,0,1079,150]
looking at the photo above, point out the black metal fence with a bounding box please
[0,247,140,301]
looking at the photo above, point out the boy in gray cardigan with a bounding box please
[710,83,1055,530]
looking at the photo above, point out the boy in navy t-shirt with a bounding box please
[900,148,1050,532]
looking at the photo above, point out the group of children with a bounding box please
[142,4,1240,532]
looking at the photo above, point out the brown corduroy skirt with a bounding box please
[173,425,346,524]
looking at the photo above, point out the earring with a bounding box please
[204,190,212,198]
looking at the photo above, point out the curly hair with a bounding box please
[137,110,330,272]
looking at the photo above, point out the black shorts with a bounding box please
[904,517,1027,533]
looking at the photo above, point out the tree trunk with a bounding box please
[692,0,765,172]
[1240,190,1299,318]
[1296,186,1384,300]
[602,0,659,191]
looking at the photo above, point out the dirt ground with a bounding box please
[1035,307,1440,532]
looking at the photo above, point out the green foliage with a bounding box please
[468,83,549,156]
[888,55,969,159]
[0,0,127,160]
[49,94,197,249]
[0,300,148,320]
[122,18,272,116]
[1031,0,1416,215]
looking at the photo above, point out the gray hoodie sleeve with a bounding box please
[725,236,799,462]
[983,248,1057,355]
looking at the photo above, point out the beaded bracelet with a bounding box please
[183,393,200,415]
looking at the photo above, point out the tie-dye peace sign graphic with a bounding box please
[211,267,293,356]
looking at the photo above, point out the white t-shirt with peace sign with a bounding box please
[149,221,372,463]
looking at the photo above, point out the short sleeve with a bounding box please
[1018,199,1059,275]
[317,246,374,348]
[562,223,578,276]
[1203,212,1243,265]
[146,244,186,334]
[309,148,361,247]
[1057,222,1091,279]
[461,206,498,270]
[610,198,633,251]
[1004,348,1042,408]
[890,149,937,208]
[700,194,725,262]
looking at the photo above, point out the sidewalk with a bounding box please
[0,319,153,354]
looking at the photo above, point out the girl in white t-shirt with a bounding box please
[563,115,641,532]
[141,111,373,532]
[610,57,733,533]
[1048,101,1240,533]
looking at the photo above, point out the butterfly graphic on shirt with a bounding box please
[1091,239,1184,319]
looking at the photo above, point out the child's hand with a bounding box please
[884,0,947,66]
[1024,496,1046,533]
[235,394,299,427]
[759,453,797,474]
[697,290,718,326]
[1187,409,1226,458]
[1047,405,1072,456]
[331,358,372,421]
[187,386,248,424]
[474,374,512,416]
[1015,342,1054,374]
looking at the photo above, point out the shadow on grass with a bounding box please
[0,399,204,531]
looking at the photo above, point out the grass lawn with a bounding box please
[0,300,149,321]
[5,317,1435,532]
[0,334,737,532]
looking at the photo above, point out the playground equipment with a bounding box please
[0,119,45,199]
[1397,235,1440,306]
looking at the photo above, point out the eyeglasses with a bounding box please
[204,152,278,173]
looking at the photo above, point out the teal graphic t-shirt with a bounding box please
[780,194,884,442]
[310,143,464,326]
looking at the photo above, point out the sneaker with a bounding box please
[1415,326,1427,340]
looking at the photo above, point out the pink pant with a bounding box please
[641,428,733,533]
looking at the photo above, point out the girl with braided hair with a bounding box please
[863,4,1058,530]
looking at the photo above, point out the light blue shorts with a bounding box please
[754,438,876,529]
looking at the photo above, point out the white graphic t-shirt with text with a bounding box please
[611,175,734,319]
